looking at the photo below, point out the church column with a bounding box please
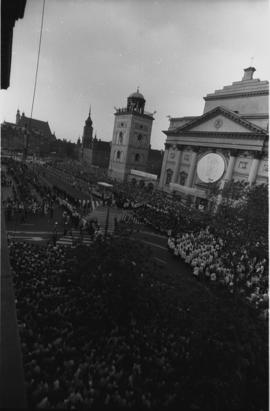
[248,152,261,185]
[172,145,183,183]
[159,143,170,188]
[186,148,198,188]
[224,150,237,182]
[216,150,237,206]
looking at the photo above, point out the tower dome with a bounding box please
[128,90,145,100]
[127,88,145,114]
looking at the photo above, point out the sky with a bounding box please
[0,0,269,150]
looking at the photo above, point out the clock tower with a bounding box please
[108,89,154,181]
[81,107,93,164]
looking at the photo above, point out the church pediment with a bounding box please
[167,106,267,135]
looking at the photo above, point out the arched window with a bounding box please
[165,169,173,185]
[118,131,123,145]
[116,150,121,161]
[135,153,140,162]
[139,180,145,188]
[137,134,143,142]
[179,171,188,186]
[131,178,137,186]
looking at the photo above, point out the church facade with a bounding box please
[108,90,155,181]
[159,67,268,204]
[1,110,56,156]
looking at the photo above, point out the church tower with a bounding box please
[108,89,154,181]
[81,107,93,164]
[16,109,21,124]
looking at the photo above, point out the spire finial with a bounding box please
[89,105,91,117]
[137,86,139,93]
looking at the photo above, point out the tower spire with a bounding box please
[89,105,91,117]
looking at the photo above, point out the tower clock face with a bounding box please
[197,153,225,183]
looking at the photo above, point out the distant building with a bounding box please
[108,89,155,181]
[159,67,268,205]
[81,107,94,163]
[146,147,164,177]
[91,138,111,168]
[79,108,111,168]
[1,110,56,156]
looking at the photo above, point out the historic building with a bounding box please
[81,107,94,164]
[1,110,56,156]
[159,67,268,204]
[79,108,111,168]
[108,90,155,181]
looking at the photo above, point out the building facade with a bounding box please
[159,67,268,203]
[108,90,155,181]
[1,110,56,156]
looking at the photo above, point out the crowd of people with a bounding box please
[8,234,268,410]
[167,228,268,317]
[2,159,100,238]
[2,157,268,410]
[8,240,187,409]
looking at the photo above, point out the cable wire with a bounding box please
[24,0,46,158]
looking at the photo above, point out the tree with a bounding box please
[209,182,268,279]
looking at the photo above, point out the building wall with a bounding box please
[1,123,55,155]
[108,114,133,180]
[204,94,269,116]
[81,147,92,164]
[109,113,153,181]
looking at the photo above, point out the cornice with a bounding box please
[204,89,269,101]
[114,111,154,121]
[165,131,268,140]
[164,106,267,135]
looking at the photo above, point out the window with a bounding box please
[139,180,145,188]
[118,131,123,145]
[135,153,140,162]
[179,171,188,186]
[165,169,173,185]
[239,161,247,169]
[137,134,143,142]
[116,150,121,161]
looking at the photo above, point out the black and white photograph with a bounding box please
[1,0,269,409]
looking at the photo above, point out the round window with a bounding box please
[197,153,225,183]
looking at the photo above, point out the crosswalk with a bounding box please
[119,214,143,225]
[56,230,93,247]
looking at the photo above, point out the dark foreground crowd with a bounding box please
[9,241,189,409]
[9,239,268,410]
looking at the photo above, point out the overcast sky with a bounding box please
[0,0,269,149]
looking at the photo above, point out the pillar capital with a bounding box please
[191,146,200,153]
[229,149,239,157]
[253,151,263,160]
[176,144,185,151]
[164,143,171,150]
